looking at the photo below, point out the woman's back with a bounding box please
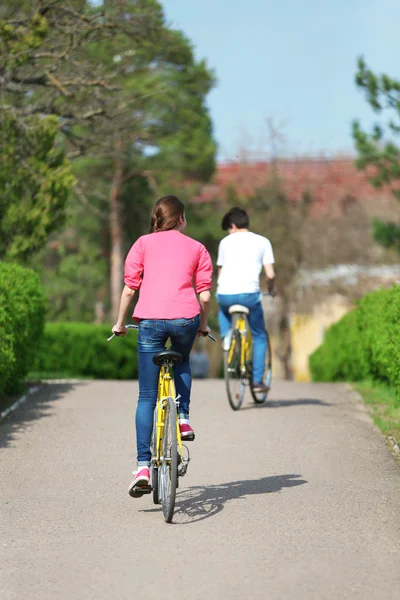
[125,230,212,320]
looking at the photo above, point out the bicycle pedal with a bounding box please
[129,484,153,498]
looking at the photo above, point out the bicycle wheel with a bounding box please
[249,330,272,404]
[151,409,160,505]
[152,467,160,504]
[224,329,246,411]
[159,395,178,523]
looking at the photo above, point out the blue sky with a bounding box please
[162,0,399,161]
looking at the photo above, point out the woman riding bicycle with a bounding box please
[112,195,213,497]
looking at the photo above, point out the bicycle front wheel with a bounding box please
[151,407,160,504]
[159,396,178,523]
[224,329,246,411]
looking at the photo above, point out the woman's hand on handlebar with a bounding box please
[198,325,211,337]
[112,323,127,337]
[198,326,217,341]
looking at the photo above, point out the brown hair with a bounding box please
[150,195,185,233]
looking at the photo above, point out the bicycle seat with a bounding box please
[228,304,249,315]
[152,350,183,366]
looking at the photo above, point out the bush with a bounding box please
[0,262,46,394]
[309,285,400,392]
[309,310,369,382]
[33,322,138,379]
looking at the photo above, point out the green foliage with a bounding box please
[32,182,109,322]
[0,262,46,394]
[33,323,138,379]
[353,57,400,251]
[372,219,400,251]
[0,112,75,262]
[0,12,48,69]
[309,310,369,382]
[310,286,400,394]
[353,57,400,196]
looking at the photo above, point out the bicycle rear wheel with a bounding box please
[249,330,272,404]
[159,396,178,523]
[224,329,246,411]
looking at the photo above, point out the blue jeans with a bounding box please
[136,316,200,466]
[217,293,267,384]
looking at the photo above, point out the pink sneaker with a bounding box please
[179,417,195,441]
[128,467,150,498]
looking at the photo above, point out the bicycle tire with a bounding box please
[152,467,160,504]
[249,329,272,404]
[159,395,178,523]
[224,329,246,411]
[151,409,160,504]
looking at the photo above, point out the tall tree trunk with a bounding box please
[110,140,124,321]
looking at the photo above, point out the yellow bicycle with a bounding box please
[108,324,215,523]
[224,302,272,411]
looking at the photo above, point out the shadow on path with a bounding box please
[141,473,307,524]
[0,383,80,449]
[241,398,331,410]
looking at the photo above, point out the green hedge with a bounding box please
[309,285,400,391]
[33,323,138,379]
[0,262,46,394]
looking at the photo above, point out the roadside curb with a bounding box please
[30,379,92,385]
[387,435,400,463]
[0,385,41,422]
[0,380,91,423]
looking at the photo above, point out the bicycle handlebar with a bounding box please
[107,324,217,342]
[107,324,138,342]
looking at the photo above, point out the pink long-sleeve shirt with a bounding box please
[124,230,213,320]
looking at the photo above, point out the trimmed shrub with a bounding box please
[309,285,400,393]
[33,322,138,379]
[309,310,369,382]
[0,262,46,394]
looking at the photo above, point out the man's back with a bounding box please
[217,231,274,295]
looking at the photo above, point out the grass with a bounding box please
[354,380,400,444]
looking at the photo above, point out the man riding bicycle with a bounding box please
[217,207,275,393]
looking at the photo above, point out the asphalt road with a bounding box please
[1,379,400,599]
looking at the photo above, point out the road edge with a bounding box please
[0,385,41,422]
[347,383,400,464]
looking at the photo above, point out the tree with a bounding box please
[81,2,216,317]
[0,0,160,262]
[1,1,216,319]
[352,57,400,250]
[0,112,74,261]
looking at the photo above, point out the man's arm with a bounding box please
[263,263,276,295]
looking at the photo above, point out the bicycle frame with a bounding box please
[154,365,183,465]
[227,314,252,374]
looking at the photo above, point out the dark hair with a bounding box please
[221,207,249,231]
[150,195,185,233]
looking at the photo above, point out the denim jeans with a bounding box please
[217,293,267,384]
[136,315,200,466]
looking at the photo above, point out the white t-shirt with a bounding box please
[217,231,274,294]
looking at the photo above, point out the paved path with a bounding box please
[1,379,400,599]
